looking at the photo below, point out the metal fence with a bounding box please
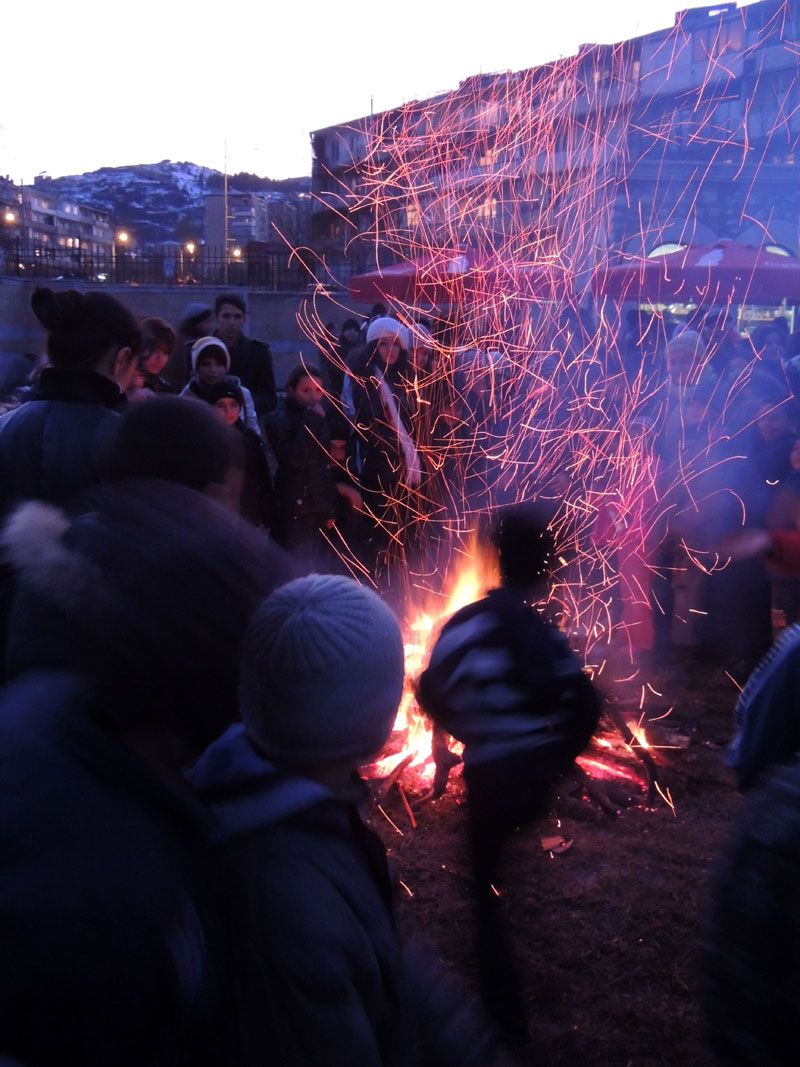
[0,239,318,291]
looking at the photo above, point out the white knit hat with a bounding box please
[366,316,406,347]
[191,336,231,372]
[239,574,405,764]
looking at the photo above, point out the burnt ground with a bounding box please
[366,656,743,1067]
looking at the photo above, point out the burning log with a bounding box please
[601,702,660,807]
[377,752,415,799]
[570,764,623,819]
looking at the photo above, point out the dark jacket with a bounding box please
[727,622,800,790]
[0,366,124,517]
[0,477,288,1064]
[189,724,496,1067]
[701,755,800,1065]
[0,670,235,1067]
[266,396,338,522]
[232,422,276,529]
[418,586,600,767]
[219,334,277,417]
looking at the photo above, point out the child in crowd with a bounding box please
[182,337,261,436]
[177,302,216,386]
[418,504,601,1044]
[266,364,339,571]
[203,377,275,530]
[189,574,497,1067]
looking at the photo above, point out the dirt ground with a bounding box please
[366,654,743,1067]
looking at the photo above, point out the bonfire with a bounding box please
[364,540,677,823]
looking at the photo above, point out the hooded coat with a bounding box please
[0,478,286,1065]
[189,724,496,1067]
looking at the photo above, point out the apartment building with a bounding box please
[203,191,304,249]
[310,1,800,284]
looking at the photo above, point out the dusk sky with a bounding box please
[1,0,758,183]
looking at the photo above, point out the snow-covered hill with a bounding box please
[34,160,310,243]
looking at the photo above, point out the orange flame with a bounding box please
[366,534,497,784]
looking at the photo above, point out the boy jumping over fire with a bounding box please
[418,503,601,1044]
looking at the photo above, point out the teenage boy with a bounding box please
[214,295,277,419]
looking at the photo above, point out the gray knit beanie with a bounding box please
[240,574,405,764]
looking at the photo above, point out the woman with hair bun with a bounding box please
[0,287,141,516]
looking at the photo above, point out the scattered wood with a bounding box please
[378,753,414,799]
[572,764,621,818]
[398,785,418,828]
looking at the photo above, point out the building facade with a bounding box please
[0,182,114,278]
[203,191,305,249]
[310,1,800,286]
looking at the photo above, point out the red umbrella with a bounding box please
[349,250,567,304]
[593,242,800,305]
[348,250,482,303]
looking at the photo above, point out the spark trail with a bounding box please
[301,2,800,677]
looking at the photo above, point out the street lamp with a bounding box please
[2,209,21,276]
[181,241,197,283]
[113,229,130,282]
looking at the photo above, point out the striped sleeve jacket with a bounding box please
[418,587,600,766]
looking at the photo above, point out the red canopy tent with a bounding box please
[593,242,800,305]
[349,250,567,305]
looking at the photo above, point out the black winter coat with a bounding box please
[0,366,124,518]
[220,334,277,417]
[266,397,337,523]
[189,725,497,1067]
[0,670,236,1067]
[232,422,276,529]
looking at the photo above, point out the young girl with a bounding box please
[181,337,261,436]
[140,317,176,394]
[344,317,421,605]
[266,364,339,571]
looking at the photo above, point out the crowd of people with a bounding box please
[0,288,511,1066]
[0,294,464,615]
[603,306,800,672]
[5,285,800,1063]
